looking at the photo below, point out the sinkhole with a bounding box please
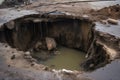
[0,13,108,71]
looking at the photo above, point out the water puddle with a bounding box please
[41,46,86,71]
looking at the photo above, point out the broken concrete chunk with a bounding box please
[46,37,56,50]
[107,18,118,25]
[5,21,15,29]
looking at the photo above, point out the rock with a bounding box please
[61,69,74,74]
[107,18,118,25]
[29,58,37,62]
[24,51,30,56]
[11,55,15,60]
[31,62,36,66]
[5,45,8,48]
[46,37,56,50]
[5,21,15,29]
[24,55,32,59]
[83,15,89,19]
[100,20,107,24]
[43,66,49,71]
[89,64,94,68]
[8,65,11,67]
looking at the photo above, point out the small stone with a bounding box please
[89,64,94,68]
[24,51,30,56]
[5,45,8,48]
[29,58,37,62]
[43,66,49,71]
[11,55,15,60]
[8,65,10,67]
[12,51,14,54]
[83,15,89,19]
[31,62,35,66]
[24,55,32,59]
[62,69,74,74]
[100,20,107,24]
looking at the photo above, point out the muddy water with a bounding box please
[42,47,86,70]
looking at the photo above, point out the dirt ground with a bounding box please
[21,0,120,21]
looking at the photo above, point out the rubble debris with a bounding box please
[46,37,57,51]
[107,18,118,25]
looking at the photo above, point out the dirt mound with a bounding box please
[90,4,120,21]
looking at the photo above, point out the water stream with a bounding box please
[41,46,86,71]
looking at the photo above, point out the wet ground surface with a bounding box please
[0,8,38,27]
[95,20,120,37]
[89,0,120,9]
[84,59,120,80]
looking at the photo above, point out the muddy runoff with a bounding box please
[0,12,116,72]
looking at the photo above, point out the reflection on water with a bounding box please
[42,47,86,70]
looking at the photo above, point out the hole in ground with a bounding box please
[0,14,109,71]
